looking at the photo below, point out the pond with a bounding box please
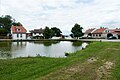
[0,41,88,59]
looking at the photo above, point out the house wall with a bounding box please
[51,37,61,39]
[102,33,118,39]
[101,34,107,39]
[92,34,102,39]
[33,33,43,36]
[12,34,26,40]
[83,34,88,37]
[113,34,118,39]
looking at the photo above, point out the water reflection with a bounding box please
[33,41,60,46]
[0,41,88,59]
[0,42,12,59]
[72,42,82,46]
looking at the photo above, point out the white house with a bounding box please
[84,27,120,39]
[30,28,44,39]
[91,28,109,39]
[11,26,27,40]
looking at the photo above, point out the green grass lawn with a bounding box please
[0,42,120,80]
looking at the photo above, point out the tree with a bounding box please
[12,22,23,26]
[71,23,83,39]
[43,27,52,39]
[0,15,23,35]
[0,28,6,36]
[51,27,62,37]
[0,15,14,35]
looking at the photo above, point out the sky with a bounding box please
[0,0,120,34]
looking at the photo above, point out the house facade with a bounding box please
[109,28,120,39]
[91,28,109,39]
[84,28,96,38]
[30,28,44,39]
[84,27,120,39]
[11,26,27,40]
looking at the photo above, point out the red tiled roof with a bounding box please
[26,33,32,36]
[93,28,107,33]
[110,29,120,35]
[11,26,27,33]
[85,28,95,34]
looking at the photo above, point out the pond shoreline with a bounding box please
[0,39,120,42]
[0,39,81,42]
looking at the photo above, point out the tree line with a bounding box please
[0,15,83,39]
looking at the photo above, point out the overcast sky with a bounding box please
[1,0,120,34]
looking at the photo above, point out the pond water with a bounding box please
[0,41,88,59]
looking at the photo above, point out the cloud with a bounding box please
[1,0,120,34]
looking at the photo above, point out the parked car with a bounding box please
[108,36,117,39]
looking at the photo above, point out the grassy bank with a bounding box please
[0,42,120,80]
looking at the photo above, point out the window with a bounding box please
[17,34,19,37]
[105,30,109,33]
[99,34,101,37]
[96,34,98,36]
[20,34,22,37]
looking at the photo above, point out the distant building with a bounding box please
[26,33,32,39]
[11,26,27,40]
[109,28,120,39]
[92,28,109,39]
[84,27,120,39]
[84,28,96,38]
[30,28,44,39]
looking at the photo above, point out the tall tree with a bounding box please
[0,15,22,35]
[43,26,52,39]
[51,27,62,37]
[0,15,15,35]
[71,23,83,39]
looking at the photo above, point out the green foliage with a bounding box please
[0,15,13,34]
[72,41,82,46]
[12,22,23,26]
[43,41,60,46]
[43,27,62,39]
[71,23,83,39]
[0,28,7,35]
[43,26,52,39]
[51,27,62,37]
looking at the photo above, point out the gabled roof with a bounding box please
[85,28,95,34]
[30,28,44,33]
[92,28,107,33]
[11,26,27,33]
[110,28,120,35]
